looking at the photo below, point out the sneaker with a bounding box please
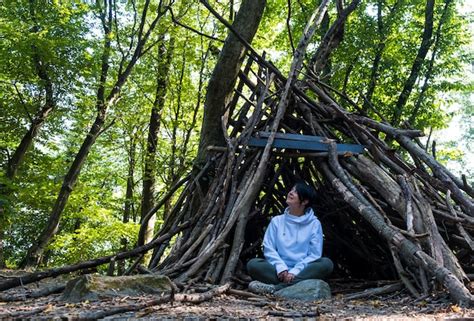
[248,280,276,295]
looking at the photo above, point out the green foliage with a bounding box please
[48,218,139,267]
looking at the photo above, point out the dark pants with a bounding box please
[247,257,333,290]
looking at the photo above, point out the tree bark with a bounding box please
[124,134,137,224]
[194,0,267,168]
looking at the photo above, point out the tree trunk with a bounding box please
[20,112,108,268]
[391,0,435,125]
[308,0,360,78]
[124,135,137,224]
[408,0,452,124]
[118,135,136,274]
[140,37,174,249]
[6,0,56,179]
[0,1,56,267]
[362,0,402,112]
[194,0,267,168]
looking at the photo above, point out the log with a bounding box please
[343,282,403,300]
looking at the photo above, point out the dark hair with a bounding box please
[293,181,317,209]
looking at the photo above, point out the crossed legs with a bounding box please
[247,257,333,289]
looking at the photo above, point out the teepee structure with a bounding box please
[139,1,473,306]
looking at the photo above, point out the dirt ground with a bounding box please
[1,290,473,320]
[0,272,472,320]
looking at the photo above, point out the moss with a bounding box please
[62,274,174,302]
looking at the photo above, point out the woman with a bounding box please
[247,182,333,294]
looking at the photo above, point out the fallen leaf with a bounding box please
[450,305,461,313]
[43,304,54,313]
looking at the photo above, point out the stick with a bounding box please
[343,282,403,300]
[0,284,65,302]
[75,283,230,320]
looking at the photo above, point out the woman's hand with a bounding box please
[277,270,288,282]
[278,270,295,283]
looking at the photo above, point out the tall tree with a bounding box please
[194,0,267,169]
[391,0,435,125]
[362,0,401,112]
[0,0,90,267]
[20,0,170,268]
[139,37,174,247]
[408,0,453,124]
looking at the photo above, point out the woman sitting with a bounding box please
[247,182,333,294]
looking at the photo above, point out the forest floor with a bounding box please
[0,271,472,320]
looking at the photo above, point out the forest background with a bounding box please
[0,0,472,271]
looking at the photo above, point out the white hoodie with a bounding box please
[263,207,323,276]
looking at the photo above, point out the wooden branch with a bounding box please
[446,190,474,251]
[343,282,403,300]
[389,247,421,297]
[355,118,474,216]
[269,311,320,317]
[0,284,65,302]
[228,288,263,298]
[138,174,191,245]
[174,283,230,303]
[322,148,473,305]
[76,293,173,320]
[169,7,224,42]
[0,306,47,319]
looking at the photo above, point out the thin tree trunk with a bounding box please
[361,0,402,111]
[6,103,54,179]
[124,135,137,224]
[19,0,114,269]
[391,0,435,125]
[0,1,56,267]
[6,0,56,179]
[408,0,452,124]
[140,37,174,247]
[119,132,137,274]
[308,0,360,78]
[20,113,108,269]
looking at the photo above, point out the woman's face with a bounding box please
[286,186,302,207]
